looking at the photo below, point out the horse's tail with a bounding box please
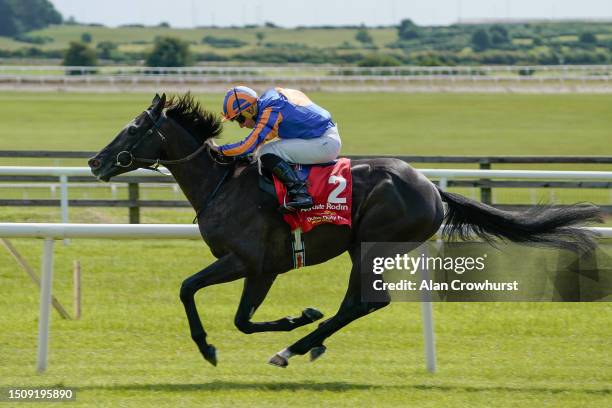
[436,186,603,252]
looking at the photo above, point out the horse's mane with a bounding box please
[165,93,223,142]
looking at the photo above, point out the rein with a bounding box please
[192,163,235,224]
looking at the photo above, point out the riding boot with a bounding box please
[261,154,313,212]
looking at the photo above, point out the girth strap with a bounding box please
[292,228,306,269]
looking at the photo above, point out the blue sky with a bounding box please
[50,0,612,28]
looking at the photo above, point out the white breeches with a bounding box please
[256,125,341,164]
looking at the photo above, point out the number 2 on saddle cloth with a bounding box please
[272,158,353,234]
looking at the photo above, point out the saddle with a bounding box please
[233,159,352,269]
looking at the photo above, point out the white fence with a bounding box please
[1,222,610,374]
[2,64,612,76]
[1,166,612,223]
[2,166,608,373]
[1,65,612,87]
[0,223,200,374]
[4,165,611,179]
[0,166,169,223]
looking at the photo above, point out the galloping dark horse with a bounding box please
[89,93,601,367]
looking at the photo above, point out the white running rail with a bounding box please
[1,222,610,374]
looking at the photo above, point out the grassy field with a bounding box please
[0,92,610,156]
[5,24,397,54]
[1,238,610,407]
[0,92,611,407]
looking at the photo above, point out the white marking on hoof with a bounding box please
[268,354,288,368]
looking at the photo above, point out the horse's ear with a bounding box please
[151,94,160,106]
[151,93,166,116]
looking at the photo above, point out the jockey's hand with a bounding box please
[239,153,256,164]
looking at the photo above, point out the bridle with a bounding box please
[114,109,219,171]
[113,108,236,222]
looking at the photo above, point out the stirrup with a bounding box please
[278,195,312,214]
[279,196,297,214]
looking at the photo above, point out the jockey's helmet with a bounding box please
[222,86,258,122]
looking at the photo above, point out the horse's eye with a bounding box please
[128,126,137,135]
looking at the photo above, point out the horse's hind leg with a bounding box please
[308,317,332,362]
[233,274,324,334]
[268,259,390,367]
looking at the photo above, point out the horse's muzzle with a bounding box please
[88,155,113,181]
[88,157,101,170]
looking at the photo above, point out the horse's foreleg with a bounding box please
[179,255,246,366]
[233,274,324,334]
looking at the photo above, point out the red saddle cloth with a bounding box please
[273,158,352,233]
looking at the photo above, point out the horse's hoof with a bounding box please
[202,344,217,367]
[302,307,324,322]
[268,354,288,368]
[310,345,327,362]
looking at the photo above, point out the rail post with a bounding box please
[438,177,448,191]
[73,260,81,319]
[479,160,492,204]
[59,175,69,223]
[36,238,54,374]
[128,182,140,224]
[60,174,69,245]
[420,244,436,373]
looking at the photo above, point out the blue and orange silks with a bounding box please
[219,88,335,157]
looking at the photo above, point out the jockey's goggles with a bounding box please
[221,86,257,122]
[222,111,251,123]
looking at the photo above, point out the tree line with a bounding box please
[58,20,612,68]
[0,0,62,36]
[1,2,611,67]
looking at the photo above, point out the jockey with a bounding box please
[217,86,341,211]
